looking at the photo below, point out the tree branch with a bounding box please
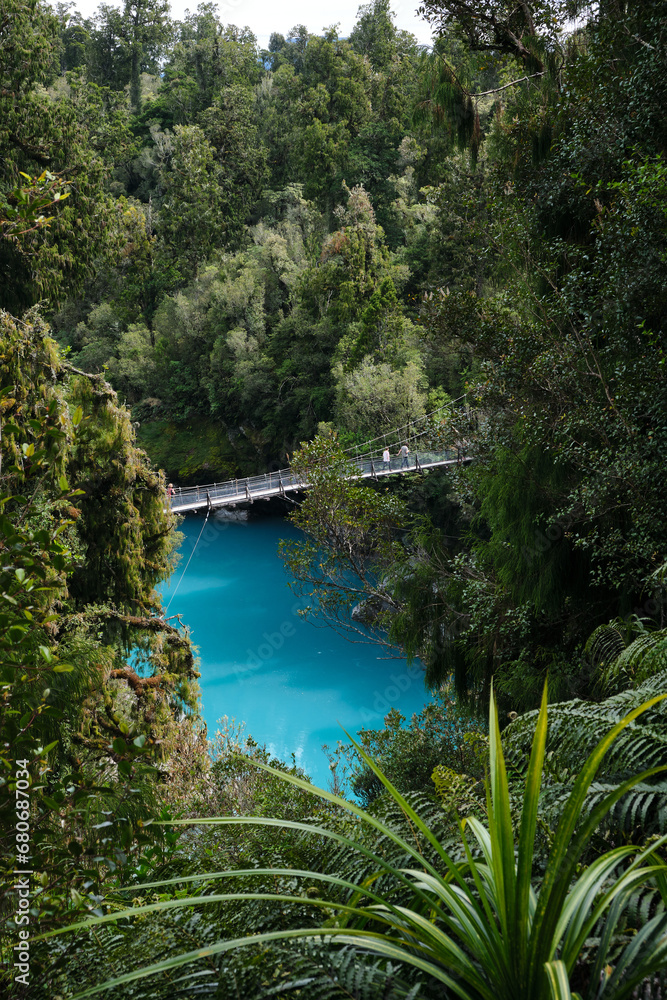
[623,26,656,51]
[7,133,52,166]
[59,361,116,397]
[61,608,194,657]
[109,667,170,694]
[469,71,544,97]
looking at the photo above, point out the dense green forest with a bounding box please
[2,0,667,996]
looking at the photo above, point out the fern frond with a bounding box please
[585,617,639,669]
[504,672,667,842]
[601,631,667,693]
[626,883,666,926]
[260,943,424,999]
[431,765,485,821]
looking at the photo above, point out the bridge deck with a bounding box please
[169,450,469,514]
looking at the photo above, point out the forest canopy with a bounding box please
[1,0,666,743]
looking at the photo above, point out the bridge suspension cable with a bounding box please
[167,403,475,515]
[164,504,211,612]
[341,394,471,460]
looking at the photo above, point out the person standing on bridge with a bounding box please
[397,443,410,469]
[382,447,391,470]
[167,483,174,499]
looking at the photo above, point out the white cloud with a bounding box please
[55,0,435,48]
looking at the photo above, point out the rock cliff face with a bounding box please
[352,595,393,625]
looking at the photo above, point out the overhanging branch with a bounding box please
[469,71,545,97]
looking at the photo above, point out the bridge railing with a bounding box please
[168,400,480,510]
[169,445,469,512]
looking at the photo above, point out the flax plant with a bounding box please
[45,686,667,999]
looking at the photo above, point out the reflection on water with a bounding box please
[161,513,431,788]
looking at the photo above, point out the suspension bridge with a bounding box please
[167,403,474,515]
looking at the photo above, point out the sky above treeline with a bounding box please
[57,0,436,48]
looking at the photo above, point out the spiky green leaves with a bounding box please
[43,683,667,998]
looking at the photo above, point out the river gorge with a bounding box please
[161,511,432,787]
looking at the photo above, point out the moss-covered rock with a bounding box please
[135,416,275,485]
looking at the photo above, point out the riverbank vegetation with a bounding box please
[1,0,667,995]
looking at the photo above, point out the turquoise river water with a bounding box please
[160,513,431,788]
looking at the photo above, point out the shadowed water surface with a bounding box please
[161,513,431,787]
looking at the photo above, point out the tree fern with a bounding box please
[504,671,667,841]
[596,631,667,694]
[585,616,651,676]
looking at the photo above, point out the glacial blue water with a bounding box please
[160,513,431,788]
